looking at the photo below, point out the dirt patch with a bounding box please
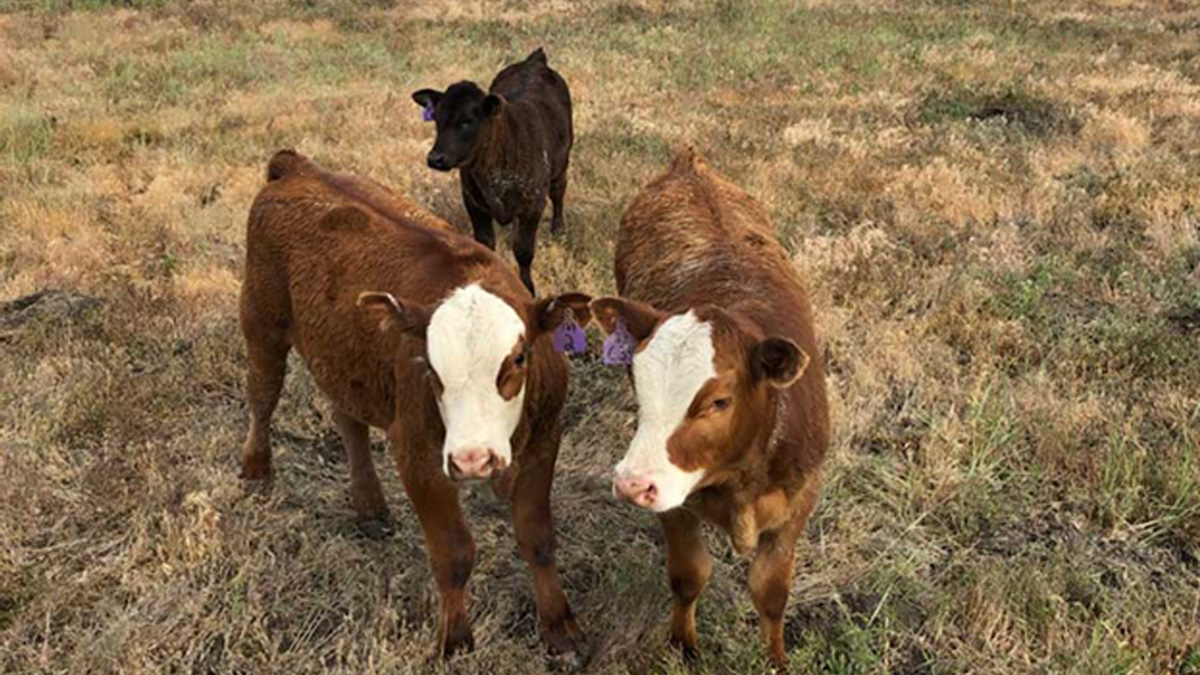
[0,289,102,336]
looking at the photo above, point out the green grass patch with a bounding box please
[0,105,54,167]
[914,82,1075,138]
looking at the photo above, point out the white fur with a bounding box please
[615,311,713,511]
[426,284,526,474]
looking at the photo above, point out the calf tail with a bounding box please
[669,145,706,174]
[266,149,311,182]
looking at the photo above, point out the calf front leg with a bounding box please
[660,508,711,659]
[750,518,810,673]
[510,440,582,658]
[750,473,822,670]
[513,210,542,296]
[397,439,476,657]
[463,183,496,251]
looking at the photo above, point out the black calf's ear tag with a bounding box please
[412,89,442,120]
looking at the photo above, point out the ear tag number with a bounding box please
[602,318,636,366]
[553,310,587,356]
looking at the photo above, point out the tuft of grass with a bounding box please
[0,105,54,167]
[914,82,1076,138]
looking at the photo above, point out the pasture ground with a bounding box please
[2,0,1199,673]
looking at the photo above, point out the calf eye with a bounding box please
[514,352,526,368]
[711,397,731,412]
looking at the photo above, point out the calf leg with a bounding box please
[750,476,822,671]
[397,438,476,657]
[240,328,288,480]
[549,168,568,234]
[513,211,541,296]
[749,528,797,671]
[463,184,496,251]
[511,435,581,657]
[660,508,711,659]
[332,409,391,538]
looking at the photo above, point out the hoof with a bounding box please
[546,648,585,673]
[550,217,565,235]
[542,617,587,671]
[669,634,700,663]
[240,462,272,482]
[355,516,396,540]
[441,625,475,659]
[240,472,273,495]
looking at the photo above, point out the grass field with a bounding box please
[2,0,1199,673]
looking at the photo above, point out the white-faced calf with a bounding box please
[591,147,829,671]
[239,150,589,660]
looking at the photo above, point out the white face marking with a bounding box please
[426,284,526,474]
[615,311,715,512]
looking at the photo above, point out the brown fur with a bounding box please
[600,147,830,670]
[265,148,454,234]
[239,150,585,659]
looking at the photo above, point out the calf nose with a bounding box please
[448,447,497,480]
[614,475,657,508]
[426,151,449,171]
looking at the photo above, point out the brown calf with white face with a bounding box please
[239,150,588,659]
[591,147,829,670]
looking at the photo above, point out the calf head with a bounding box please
[591,297,810,512]
[412,82,504,172]
[359,284,590,481]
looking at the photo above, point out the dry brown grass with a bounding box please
[2,0,1199,673]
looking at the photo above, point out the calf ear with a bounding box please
[751,337,810,389]
[412,89,442,110]
[479,94,504,118]
[357,292,431,337]
[589,297,664,342]
[533,292,593,335]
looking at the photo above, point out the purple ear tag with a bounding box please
[602,319,636,366]
[553,311,587,356]
[422,104,435,122]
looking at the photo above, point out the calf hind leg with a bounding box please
[549,169,567,234]
[240,330,289,480]
[333,409,392,539]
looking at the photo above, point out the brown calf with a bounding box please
[239,150,588,660]
[591,147,829,670]
[413,48,573,295]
